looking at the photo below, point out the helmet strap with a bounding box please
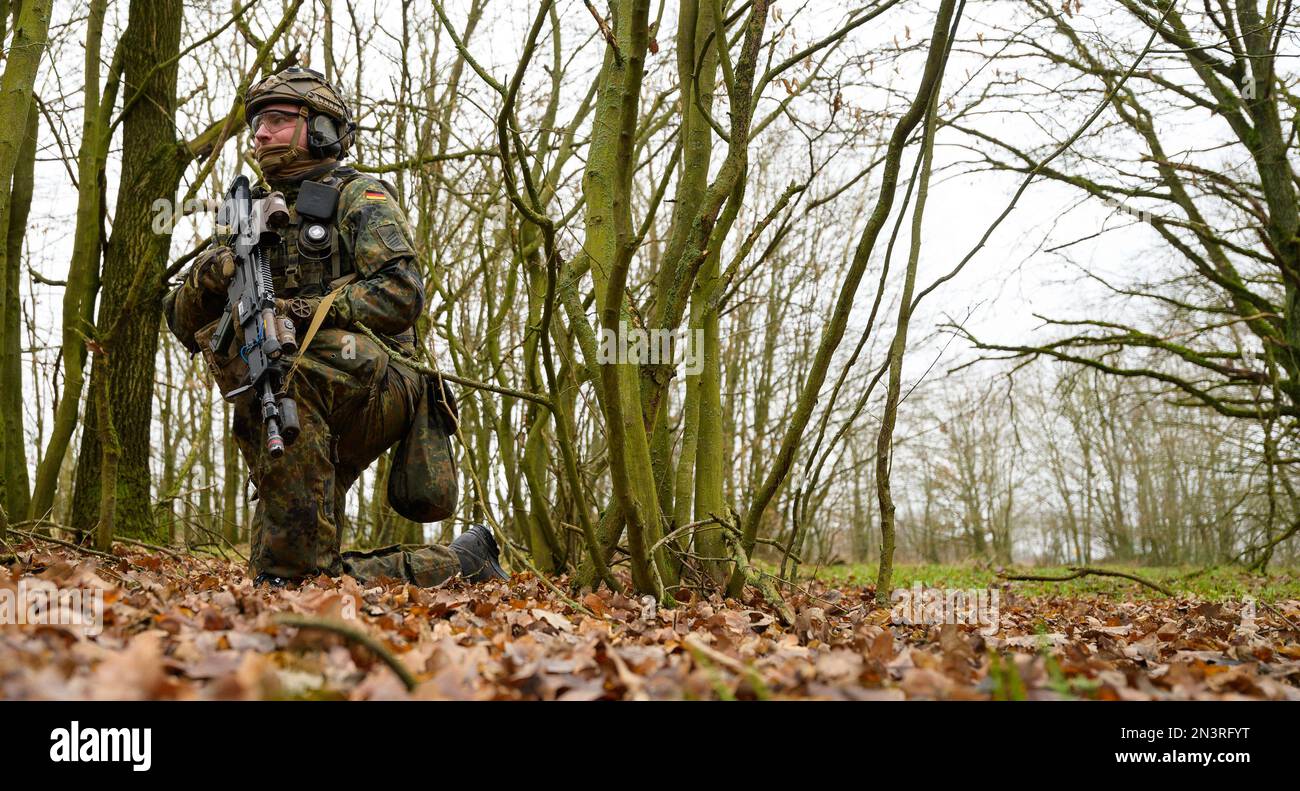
[256,107,331,182]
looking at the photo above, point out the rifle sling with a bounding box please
[283,274,357,389]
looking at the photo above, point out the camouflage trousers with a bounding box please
[233,327,460,586]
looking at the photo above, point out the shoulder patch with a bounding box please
[364,189,387,201]
[373,220,411,253]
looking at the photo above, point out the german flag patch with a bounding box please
[364,189,386,201]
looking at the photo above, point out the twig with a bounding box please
[273,613,418,692]
[648,516,725,556]
[189,520,248,563]
[1260,600,1300,633]
[722,529,794,626]
[112,535,185,560]
[354,322,553,409]
[772,574,867,618]
[1174,565,1220,582]
[997,566,1176,597]
[27,265,67,287]
[16,517,211,564]
[10,528,118,560]
[683,634,771,700]
[683,640,737,700]
[583,0,622,65]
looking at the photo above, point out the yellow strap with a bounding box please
[283,274,356,388]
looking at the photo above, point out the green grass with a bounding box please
[791,562,1300,602]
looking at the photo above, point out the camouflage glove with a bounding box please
[191,246,236,294]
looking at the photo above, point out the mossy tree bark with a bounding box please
[28,0,113,523]
[1,100,36,523]
[70,0,186,544]
[71,0,302,545]
[0,0,54,524]
[583,0,675,598]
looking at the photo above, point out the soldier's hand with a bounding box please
[192,246,236,294]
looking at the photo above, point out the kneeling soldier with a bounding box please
[163,67,504,587]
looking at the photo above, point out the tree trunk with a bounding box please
[876,20,946,599]
[0,0,53,520]
[0,100,36,521]
[222,400,239,542]
[736,0,957,596]
[27,0,111,522]
[583,0,671,597]
[70,0,185,543]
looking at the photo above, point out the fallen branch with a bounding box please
[683,634,772,700]
[997,566,1176,597]
[1260,600,1299,633]
[1174,565,1220,582]
[113,534,185,560]
[10,528,119,561]
[188,520,248,563]
[272,613,418,692]
[723,529,795,626]
[13,518,188,561]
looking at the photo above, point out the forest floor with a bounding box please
[2,539,1299,700]
[803,562,1300,600]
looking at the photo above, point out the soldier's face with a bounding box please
[252,102,305,149]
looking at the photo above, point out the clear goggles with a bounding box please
[248,108,304,134]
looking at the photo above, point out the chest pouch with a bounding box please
[293,179,344,284]
[296,218,336,262]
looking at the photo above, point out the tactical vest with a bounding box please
[250,165,415,348]
[255,165,399,298]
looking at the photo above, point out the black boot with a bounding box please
[449,524,508,582]
[253,573,289,588]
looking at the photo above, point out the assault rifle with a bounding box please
[210,174,300,457]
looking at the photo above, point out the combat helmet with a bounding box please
[245,66,356,159]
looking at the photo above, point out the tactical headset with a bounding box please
[307,110,355,160]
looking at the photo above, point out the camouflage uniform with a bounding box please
[164,139,460,588]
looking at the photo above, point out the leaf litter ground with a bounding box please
[2,542,1298,700]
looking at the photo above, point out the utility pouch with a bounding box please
[295,180,340,221]
[386,372,460,522]
[195,316,248,394]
